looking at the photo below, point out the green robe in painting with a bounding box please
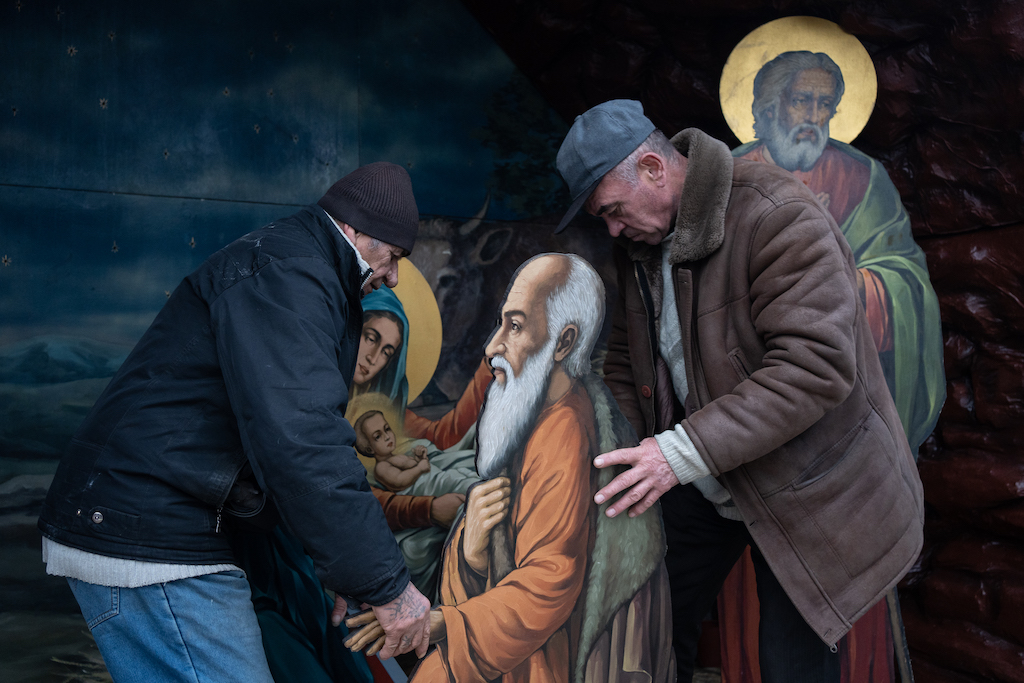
[733,139,945,452]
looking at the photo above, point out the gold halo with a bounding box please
[390,259,442,404]
[719,16,877,144]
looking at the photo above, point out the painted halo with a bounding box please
[719,16,877,144]
[391,258,442,404]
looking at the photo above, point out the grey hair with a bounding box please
[543,254,605,379]
[608,129,680,187]
[752,51,845,140]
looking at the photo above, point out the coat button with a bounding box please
[91,511,104,524]
[641,385,652,398]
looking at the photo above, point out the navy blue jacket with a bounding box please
[39,206,411,606]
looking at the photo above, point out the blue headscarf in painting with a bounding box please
[357,286,410,414]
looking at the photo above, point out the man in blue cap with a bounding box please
[555,100,924,682]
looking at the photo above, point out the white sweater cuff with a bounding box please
[654,424,711,486]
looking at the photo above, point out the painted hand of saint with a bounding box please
[463,477,511,575]
[593,437,678,518]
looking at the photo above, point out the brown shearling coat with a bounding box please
[603,127,924,647]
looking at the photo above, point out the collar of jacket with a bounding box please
[297,205,365,298]
[318,205,375,291]
[622,127,734,266]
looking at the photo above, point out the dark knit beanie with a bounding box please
[317,162,419,252]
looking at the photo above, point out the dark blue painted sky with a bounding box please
[0,0,564,347]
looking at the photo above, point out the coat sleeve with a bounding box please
[684,198,860,474]
[210,256,410,606]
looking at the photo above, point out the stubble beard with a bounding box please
[763,112,829,172]
[475,336,557,480]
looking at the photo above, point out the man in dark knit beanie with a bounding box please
[39,162,430,683]
[318,161,419,294]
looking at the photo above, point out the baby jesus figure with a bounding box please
[354,410,431,492]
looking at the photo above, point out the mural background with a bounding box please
[4,1,1023,682]
[0,1,576,679]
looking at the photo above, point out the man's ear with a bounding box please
[553,324,578,364]
[637,152,667,185]
[338,221,358,242]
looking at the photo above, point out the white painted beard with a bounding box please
[476,336,557,479]
[763,116,829,172]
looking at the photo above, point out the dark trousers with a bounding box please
[662,484,841,683]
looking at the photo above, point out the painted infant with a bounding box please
[354,410,431,492]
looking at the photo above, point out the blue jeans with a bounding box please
[662,484,841,683]
[68,570,275,683]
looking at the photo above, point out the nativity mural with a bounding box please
[346,253,675,683]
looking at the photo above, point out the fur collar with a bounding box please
[626,127,734,265]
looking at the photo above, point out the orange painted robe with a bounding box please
[412,383,596,683]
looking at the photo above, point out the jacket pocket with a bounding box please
[776,409,916,584]
[727,348,752,382]
[85,505,141,540]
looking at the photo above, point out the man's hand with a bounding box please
[334,582,430,660]
[430,492,465,528]
[463,477,511,575]
[593,437,678,518]
[346,608,447,654]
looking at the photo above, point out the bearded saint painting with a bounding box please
[349,253,675,683]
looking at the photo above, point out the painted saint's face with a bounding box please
[584,173,675,246]
[361,413,395,457]
[779,68,837,143]
[353,315,402,386]
[484,264,551,384]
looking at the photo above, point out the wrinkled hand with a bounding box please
[335,582,430,660]
[463,477,511,575]
[430,492,465,528]
[374,582,431,659]
[348,607,447,654]
[593,437,678,518]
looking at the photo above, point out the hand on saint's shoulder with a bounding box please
[593,436,678,518]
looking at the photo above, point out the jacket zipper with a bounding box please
[676,266,707,408]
